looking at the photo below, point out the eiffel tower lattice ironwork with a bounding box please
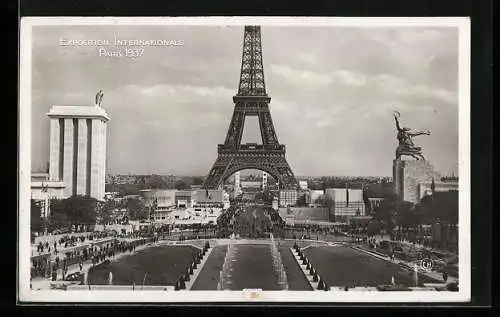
[204,25,297,190]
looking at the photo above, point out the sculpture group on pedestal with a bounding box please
[394,111,430,161]
[392,111,439,204]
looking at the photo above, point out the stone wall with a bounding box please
[393,159,441,204]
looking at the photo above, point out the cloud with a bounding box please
[270,99,300,114]
[31,25,460,177]
[373,73,457,104]
[270,64,331,86]
[399,29,445,44]
[124,84,234,106]
[270,64,368,87]
[296,53,317,65]
[63,92,86,100]
[196,112,225,126]
[334,70,367,86]
[271,65,457,105]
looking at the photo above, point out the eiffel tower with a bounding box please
[203,26,297,190]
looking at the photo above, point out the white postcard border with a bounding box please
[19,16,471,303]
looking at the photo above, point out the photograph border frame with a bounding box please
[18,16,475,304]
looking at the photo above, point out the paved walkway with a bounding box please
[190,245,227,290]
[67,285,176,291]
[350,245,458,285]
[31,236,118,260]
[290,247,319,291]
[278,245,312,291]
[30,237,458,291]
[31,239,153,290]
[33,232,91,246]
[185,245,214,290]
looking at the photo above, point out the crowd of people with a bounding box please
[31,209,459,287]
[367,237,382,250]
[31,237,153,280]
[31,225,201,279]
[215,205,286,238]
[34,231,118,255]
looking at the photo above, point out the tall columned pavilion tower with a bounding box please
[47,103,110,201]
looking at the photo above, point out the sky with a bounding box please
[30,25,460,177]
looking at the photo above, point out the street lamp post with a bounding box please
[148,204,151,226]
[306,217,310,239]
[41,181,50,234]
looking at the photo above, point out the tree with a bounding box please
[100,200,115,228]
[415,195,433,223]
[415,192,458,225]
[255,190,274,205]
[396,201,416,241]
[322,197,335,222]
[413,197,433,243]
[127,197,147,220]
[192,177,204,186]
[413,192,458,246]
[118,184,140,196]
[75,196,97,224]
[48,199,68,230]
[364,182,395,199]
[373,193,399,238]
[432,191,458,224]
[31,199,43,233]
[148,175,168,189]
[296,194,307,207]
[366,220,383,237]
[48,196,98,231]
[175,180,190,190]
[66,196,98,224]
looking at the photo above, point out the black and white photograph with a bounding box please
[19,17,470,303]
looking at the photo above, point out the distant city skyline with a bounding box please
[31,25,460,177]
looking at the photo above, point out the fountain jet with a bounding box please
[108,271,113,285]
[269,233,288,290]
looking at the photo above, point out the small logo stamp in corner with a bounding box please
[419,258,433,272]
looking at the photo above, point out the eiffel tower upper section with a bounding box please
[236,25,267,98]
[203,25,297,190]
[222,26,280,148]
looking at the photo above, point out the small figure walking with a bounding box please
[442,271,448,283]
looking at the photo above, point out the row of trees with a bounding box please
[292,180,457,241]
[31,200,44,233]
[31,195,154,234]
[105,176,204,195]
[99,196,152,224]
[370,191,458,242]
[254,190,275,205]
[123,197,149,220]
[307,177,392,191]
[31,196,98,233]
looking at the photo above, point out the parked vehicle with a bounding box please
[64,272,83,282]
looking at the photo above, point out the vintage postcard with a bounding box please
[19,17,470,303]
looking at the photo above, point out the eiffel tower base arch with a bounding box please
[204,151,296,190]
